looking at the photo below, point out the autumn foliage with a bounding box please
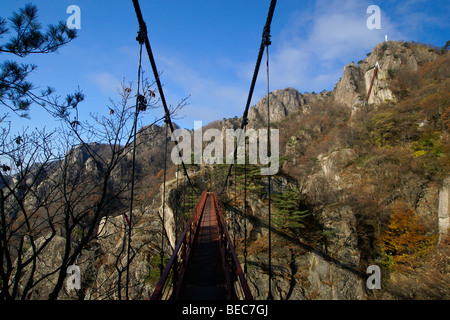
[377,202,438,271]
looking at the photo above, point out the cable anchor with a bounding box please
[263,28,271,46]
[137,94,147,112]
[136,26,146,44]
[163,114,170,124]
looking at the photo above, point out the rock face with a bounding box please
[217,42,444,134]
[231,174,367,300]
[364,67,394,105]
[310,204,365,299]
[439,177,450,242]
[332,41,443,111]
[239,42,444,130]
[334,62,365,108]
[248,88,309,124]
[240,87,329,129]
[87,204,162,300]
[18,234,100,300]
[361,41,439,74]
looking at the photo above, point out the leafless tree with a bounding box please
[1,78,186,300]
[0,126,62,299]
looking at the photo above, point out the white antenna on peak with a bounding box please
[385,35,388,42]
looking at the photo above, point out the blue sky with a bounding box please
[1,0,449,136]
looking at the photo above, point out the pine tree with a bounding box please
[273,187,309,230]
[0,4,83,118]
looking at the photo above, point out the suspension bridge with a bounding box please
[150,191,253,300]
[129,0,278,300]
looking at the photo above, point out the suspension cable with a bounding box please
[182,170,186,220]
[233,151,237,250]
[132,0,198,196]
[175,164,180,245]
[160,117,169,276]
[243,123,248,276]
[172,162,180,293]
[125,26,144,300]
[264,29,273,300]
[220,0,277,195]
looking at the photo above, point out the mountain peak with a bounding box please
[333,40,446,108]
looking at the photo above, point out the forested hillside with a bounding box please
[2,39,448,300]
[231,40,450,299]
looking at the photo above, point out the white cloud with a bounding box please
[268,0,406,92]
[157,54,250,126]
[87,72,122,96]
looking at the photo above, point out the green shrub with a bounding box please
[273,187,310,230]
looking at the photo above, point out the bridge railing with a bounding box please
[150,190,208,300]
[211,192,253,300]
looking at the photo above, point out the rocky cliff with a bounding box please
[11,40,449,300]
[212,40,449,300]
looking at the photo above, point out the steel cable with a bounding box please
[220,0,277,195]
[125,27,144,300]
[132,0,198,196]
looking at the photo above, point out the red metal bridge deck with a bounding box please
[150,191,252,300]
[178,194,228,299]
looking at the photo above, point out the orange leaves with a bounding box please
[419,90,450,125]
[378,202,438,270]
[419,56,448,79]
[443,105,450,131]
[156,168,164,178]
